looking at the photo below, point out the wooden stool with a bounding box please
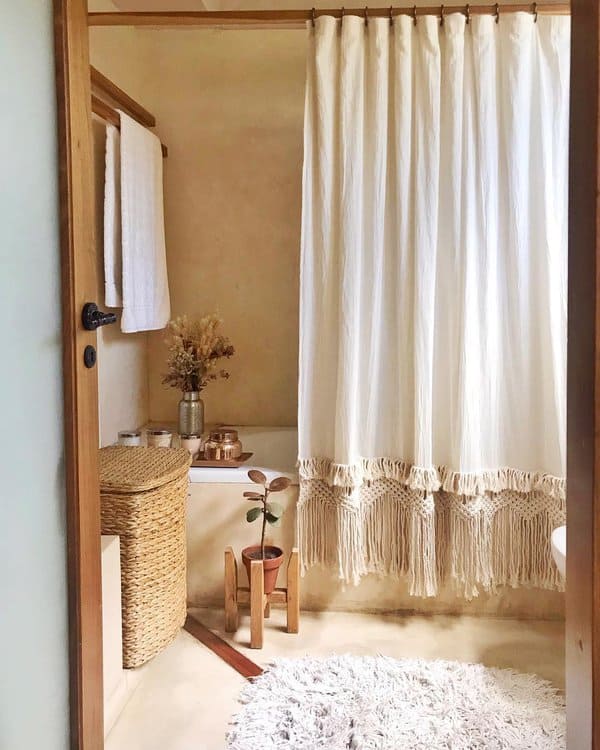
[224,546,299,649]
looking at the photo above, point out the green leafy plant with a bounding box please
[244,470,291,559]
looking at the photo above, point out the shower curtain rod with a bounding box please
[88,3,570,28]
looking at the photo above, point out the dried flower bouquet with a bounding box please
[162,314,234,393]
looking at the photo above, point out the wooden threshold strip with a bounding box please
[184,614,263,680]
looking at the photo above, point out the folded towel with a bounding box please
[103,124,122,307]
[118,110,170,333]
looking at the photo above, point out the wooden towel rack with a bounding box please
[90,65,168,157]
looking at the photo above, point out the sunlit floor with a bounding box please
[105,607,565,750]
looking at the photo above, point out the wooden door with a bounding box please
[54,1,104,748]
[567,1,600,747]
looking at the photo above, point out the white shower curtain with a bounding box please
[299,12,569,597]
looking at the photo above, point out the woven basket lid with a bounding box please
[99,446,191,493]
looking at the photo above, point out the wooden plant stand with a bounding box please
[224,546,300,649]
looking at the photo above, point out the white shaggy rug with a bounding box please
[226,655,565,750]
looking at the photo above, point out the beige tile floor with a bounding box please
[105,607,565,750]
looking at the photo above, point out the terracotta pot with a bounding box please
[242,545,284,595]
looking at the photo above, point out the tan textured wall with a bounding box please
[142,30,306,427]
[89,23,305,432]
[90,9,152,445]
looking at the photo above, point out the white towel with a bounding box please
[103,124,122,307]
[118,110,170,333]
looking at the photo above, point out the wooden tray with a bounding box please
[191,452,254,469]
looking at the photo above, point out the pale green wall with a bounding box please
[0,2,70,748]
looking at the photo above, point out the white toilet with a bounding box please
[551,525,566,579]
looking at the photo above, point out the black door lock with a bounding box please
[82,302,117,331]
[83,345,97,369]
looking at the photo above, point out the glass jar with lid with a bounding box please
[118,430,142,447]
[146,429,173,448]
[203,428,243,461]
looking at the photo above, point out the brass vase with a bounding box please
[178,391,204,436]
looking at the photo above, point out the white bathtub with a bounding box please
[186,426,299,607]
[188,425,298,484]
[185,425,565,617]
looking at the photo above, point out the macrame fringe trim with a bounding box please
[298,480,565,600]
[298,457,566,500]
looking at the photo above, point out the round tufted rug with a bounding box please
[226,655,565,750]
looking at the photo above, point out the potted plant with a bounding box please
[241,469,291,594]
[162,314,234,436]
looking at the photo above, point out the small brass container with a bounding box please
[203,428,242,461]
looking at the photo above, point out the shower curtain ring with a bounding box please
[533,2,538,22]
[440,4,445,26]
[311,7,316,27]
[340,6,345,26]
[389,6,394,26]
[495,3,500,23]
[465,4,471,24]
[413,4,417,26]
[364,6,368,26]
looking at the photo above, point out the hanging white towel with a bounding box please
[118,110,170,333]
[103,124,122,308]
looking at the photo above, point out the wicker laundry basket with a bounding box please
[99,446,191,668]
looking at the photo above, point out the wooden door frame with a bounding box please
[566,1,600,746]
[54,1,599,748]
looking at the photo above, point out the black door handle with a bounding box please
[82,302,118,331]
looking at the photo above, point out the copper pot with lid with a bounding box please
[203,427,243,460]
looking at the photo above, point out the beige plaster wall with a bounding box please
[90,6,152,445]
[141,30,306,427]
[89,19,306,434]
